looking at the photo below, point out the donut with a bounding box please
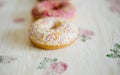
[29,17,78,50]
[32,0,76,21]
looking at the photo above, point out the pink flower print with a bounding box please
[78,29,94,37]
[82,30,94,36]
[14,18,25,23]
[78,28,94,42]
[49,62,68,74]
[107,0,120,14]
[37,58,68,75]
[0,2,4,7]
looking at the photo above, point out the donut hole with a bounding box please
[53,4,63,10]
[51,21,61,29]
[52,2,66,10]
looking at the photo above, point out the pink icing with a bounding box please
[32,0,76,19]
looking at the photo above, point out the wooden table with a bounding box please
[0,0,120,75]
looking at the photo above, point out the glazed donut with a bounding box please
[32,0,76,21]
[29,17,78,50]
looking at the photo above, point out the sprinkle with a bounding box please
[29,17,78,46]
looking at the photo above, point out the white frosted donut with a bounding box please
[29,17,78,50]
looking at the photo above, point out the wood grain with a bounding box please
[0,0,120,75]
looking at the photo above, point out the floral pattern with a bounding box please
[37,57,68,75]
[0,56,16,64]
[107,43,120,58]
[106,0,120,15]
[0,2,3,7]
[78,28,94,42]
[14,18,25,23]
[0,1,4,7]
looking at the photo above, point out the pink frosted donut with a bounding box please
[32,0,76,21]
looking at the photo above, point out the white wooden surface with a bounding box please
[0,0,120,75]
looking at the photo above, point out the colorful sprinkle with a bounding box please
[29,17,78,46]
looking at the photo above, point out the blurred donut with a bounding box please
[32,0,76,21]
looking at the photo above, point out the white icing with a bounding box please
[29,17,78,46]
